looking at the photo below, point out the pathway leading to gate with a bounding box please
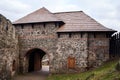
[13,66,49,80]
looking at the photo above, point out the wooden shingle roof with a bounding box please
[13,7,116,32]
[54,11,116,32]
[13,7,62,24]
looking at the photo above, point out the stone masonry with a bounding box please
[53,32,110,73]
[14,23,58,73]
[0,14,19,80]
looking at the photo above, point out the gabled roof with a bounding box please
[13,7,116,32]
[54,11,116,32]
[13,7,62,24]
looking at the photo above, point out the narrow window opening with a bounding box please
[6,25,8,31]
[94,33,96,38]
[21,25,24,29]
[58,33,60,38]
[55,23,57,27]
[6,20,9,31]
[43,23,46,28]
[69,33,72,38]
[12,60,16,71]
[81,33,83,38]
[32,24,34,29]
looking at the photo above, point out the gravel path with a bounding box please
[13,66,49,80]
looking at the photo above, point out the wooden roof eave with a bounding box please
[56,30,117,34]
[12,20,65,25]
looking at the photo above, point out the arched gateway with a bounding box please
[25,48,49,72]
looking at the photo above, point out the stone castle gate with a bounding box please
[0,7,117,80]
[13,7,116,74]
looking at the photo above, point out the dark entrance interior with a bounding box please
[26,48,46,72]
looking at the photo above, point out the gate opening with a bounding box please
[26,48,49,72]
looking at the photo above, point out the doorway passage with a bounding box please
[26,48,49,72]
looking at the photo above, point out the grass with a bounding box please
[47,60,120,80]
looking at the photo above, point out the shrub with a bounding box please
[115,61,120,71]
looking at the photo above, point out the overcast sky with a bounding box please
[0,0,119,31]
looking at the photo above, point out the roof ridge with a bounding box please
[54,11,83,14]
[53,11,83,14]
[14,7,50,21]
[13,7,62,24]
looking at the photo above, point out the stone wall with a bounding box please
[0,14,19,80]
[88,33,109,69]
[14,22,59,73]
[52,32,110,73]
[14,22,110,74]
[54,33,88,73]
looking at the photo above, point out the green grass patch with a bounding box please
[47,60,120,80]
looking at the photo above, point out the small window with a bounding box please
[32,24,34,29]
[12,60,16,71]
[69,33,71,38]
[5,25,8,31]
[43,23,46,28]
[5,20,9,31]
[21,25,24,29]
[55,23,59,27]
[58,33,60,38]
[94,33,96,38]
[81,33,83,38]
[55,23,57,27]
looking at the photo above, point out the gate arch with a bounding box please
[25,48,49,72]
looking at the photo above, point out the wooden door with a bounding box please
[28,53,34,72]
[34,53,41,71]
[68,57,75,69]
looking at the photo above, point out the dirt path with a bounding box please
[13,66,49,80]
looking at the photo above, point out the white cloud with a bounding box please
[0,0,31,21]
[0,0,31,13]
